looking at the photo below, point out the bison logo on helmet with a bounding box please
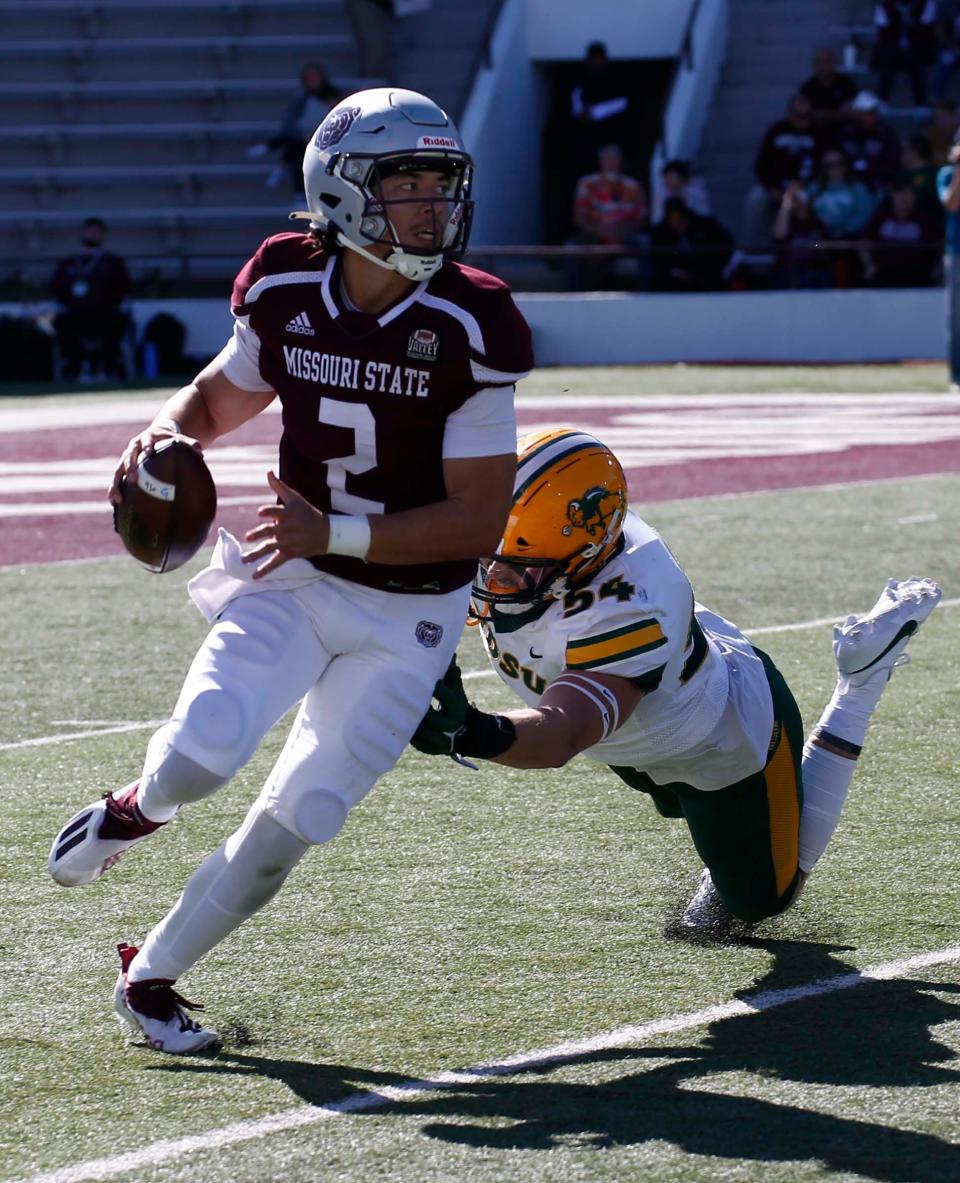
[315,106,362,150]
[564,485,624,538]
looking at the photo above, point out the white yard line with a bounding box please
[4,599,957,749]
[0,721,166,751]
[0,494,262,519]
[10,942,960,1183]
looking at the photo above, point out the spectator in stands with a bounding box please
[49,217,131,382]
[799,45,858,129]
[650,158,711,223]
[565,143,650,291]
[899,131,943,218]
[932,0,960,100]
[651,197,733,292]
[808,149,875,238]
[871,1,937,107]
[568,41,633,176]
[770,180,831,289]
[862,180,942,284]
[248,63,345,193]
[837,91,902,191]
[742,93,821,250]
[936,129,960,389]
[345,0,395,80]
[925,98,960,162]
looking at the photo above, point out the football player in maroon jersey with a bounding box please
[48,88,533,1053]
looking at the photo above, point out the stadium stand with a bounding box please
[0,0,502,295]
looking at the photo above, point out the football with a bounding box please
[114,438,217,573]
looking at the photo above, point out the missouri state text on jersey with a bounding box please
[228,233,534,593]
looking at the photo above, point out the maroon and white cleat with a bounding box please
[48,781,165,886]
[113,943,219,1054]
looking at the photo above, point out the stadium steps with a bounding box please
[0,121,277,168]
[0,0,348,39]
[0,34,353,84]
[0,0,503,293]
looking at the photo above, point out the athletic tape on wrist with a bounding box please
[326,514,371,561]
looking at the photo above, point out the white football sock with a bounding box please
[797,669,889,872]
[136,728,227,823]
[128,808,309,983]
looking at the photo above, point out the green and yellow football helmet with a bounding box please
[473,427,628,609]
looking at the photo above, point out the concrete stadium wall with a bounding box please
[515,289,947,366]
[2,289,946,371]
[527,0,696,60]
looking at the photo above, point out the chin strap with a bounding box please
[288,211,443,281]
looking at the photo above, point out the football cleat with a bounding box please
[680,869,734,933]
[834,577,941,687]
[113,943,219,1054]
[48,781,165,886]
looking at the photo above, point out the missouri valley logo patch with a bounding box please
[415,620,443,648]
[407,328,439,362]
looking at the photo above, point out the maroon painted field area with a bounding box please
[2,396,958,567]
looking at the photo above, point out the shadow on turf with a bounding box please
[155,940,960,1181]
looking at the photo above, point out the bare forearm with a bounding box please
[367,496,504,564]
[148,384,222,448]
[489,706,599,769]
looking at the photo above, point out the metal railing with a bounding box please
[0,239,947,301]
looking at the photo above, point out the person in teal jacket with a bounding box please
[937,132,960,391]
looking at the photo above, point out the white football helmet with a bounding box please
[294,87,474,281]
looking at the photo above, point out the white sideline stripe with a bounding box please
[1,494,262,519]
[3,599,956,750]
[0,720,165,751]
[11,943,960,1183]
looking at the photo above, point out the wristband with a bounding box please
[153,417,182,435]
[454,707,517,759]
[326,514,371,561]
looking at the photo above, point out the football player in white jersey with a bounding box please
[412,427,942,930]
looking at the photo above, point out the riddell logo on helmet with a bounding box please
[418,135,458,149]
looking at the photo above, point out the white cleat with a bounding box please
[680,869,733,932]
[49,781,164,887]
[834,577,941,686]
[113,943,219,1054]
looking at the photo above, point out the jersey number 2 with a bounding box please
[318,398,386,514]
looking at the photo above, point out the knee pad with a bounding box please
[291,790,349,845]
[167,684,256,780]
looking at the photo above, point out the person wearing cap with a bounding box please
[937,130,960,390]
[837,91,902,191]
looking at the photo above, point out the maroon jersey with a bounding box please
[231,233,533,593]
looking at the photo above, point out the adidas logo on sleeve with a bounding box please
[285,312,315,336]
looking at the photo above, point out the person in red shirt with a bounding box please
[566,143,650,290]
[47,88,534,1054]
